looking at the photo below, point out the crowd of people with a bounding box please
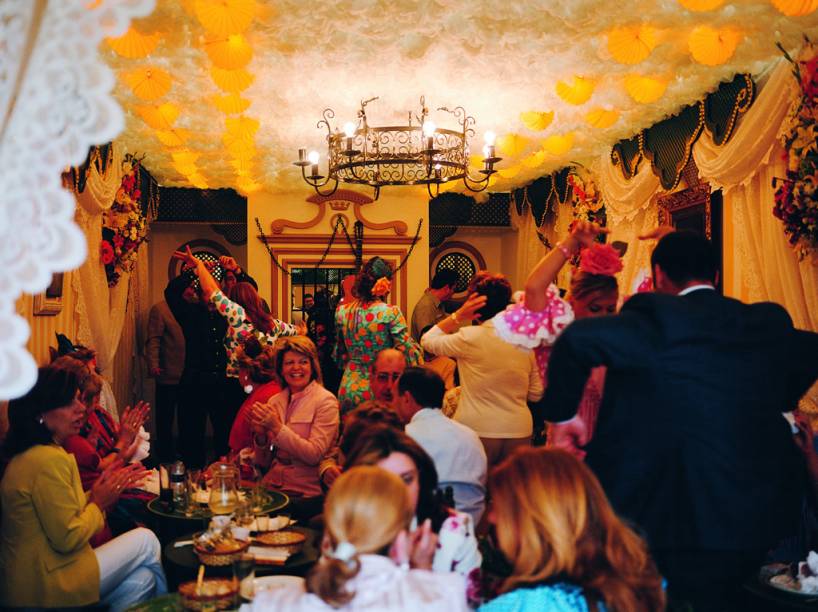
[2,224,818,611]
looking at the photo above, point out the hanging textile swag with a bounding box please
[611,73,755,190]
[511,167,572,228]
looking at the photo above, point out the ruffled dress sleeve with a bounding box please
[492,284,574,350]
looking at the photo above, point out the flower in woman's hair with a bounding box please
[371,276,391,297]
[100,240,115,265]
[579,243,623,276]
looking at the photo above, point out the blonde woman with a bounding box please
[249,336,339,498]
[251,466,468,611]
[480,448,664,612]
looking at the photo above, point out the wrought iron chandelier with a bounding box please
[294,96,501,200]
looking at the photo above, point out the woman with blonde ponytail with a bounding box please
[251,466,468,611]
[480,448,665,612]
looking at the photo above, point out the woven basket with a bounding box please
[178,578,237,610]
[254,529,306,555]
[193,539,250,566]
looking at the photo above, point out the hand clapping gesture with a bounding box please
[389,519,438,570]
[249,401,284,438]
[89,461,150,512]
[116,401,150,463]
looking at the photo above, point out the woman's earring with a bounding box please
[37,416,44,425]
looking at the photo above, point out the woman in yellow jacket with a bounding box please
[0,365,166,610]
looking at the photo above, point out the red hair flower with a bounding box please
[100,240,115,265]
[371,277,391,297]
[579,243,623,276]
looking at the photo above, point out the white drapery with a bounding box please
[73,141,132,378]
[0,0,154,400]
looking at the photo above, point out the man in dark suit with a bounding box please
[543,231,818,610]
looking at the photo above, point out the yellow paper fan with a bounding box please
[543,133,575,155]
[195,0,256,36]
[496,133,530,157]
[213,93,251,114]
[555,77,595,105]
[171,149,200,166]
[122,67,171,101]
[688,25,742,66]
[226,139,257,159]
[135,103,179,129]
[520,111,554,131]
[106,27,161,58]
[230,158,255,173]
[203,34,253,70]
[523,150,547,168]
[225,116,260,140]
[585,108,620,129]
[175,164,199,179]
[771,0,818,15]
[155,129,190,146]
[498,165,522,179]
[607,25,658,65]
[678,0,724,10]
[210,67,255,92]
[624,74,668,103]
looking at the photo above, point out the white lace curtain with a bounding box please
[0,0,154,400]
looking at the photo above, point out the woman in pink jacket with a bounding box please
[250,336,339,498]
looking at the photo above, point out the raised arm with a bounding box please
[172,246,220,299]
[524,220,609,311]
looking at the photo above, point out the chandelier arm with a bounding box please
[317,109,336,136]
[372,185,380,201]
[427,182,440,199]
[312,176,340,198]
[462,173,491,193]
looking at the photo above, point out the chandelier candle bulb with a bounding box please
[298,148,306,163]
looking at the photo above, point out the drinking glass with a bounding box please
[233,553,255,603]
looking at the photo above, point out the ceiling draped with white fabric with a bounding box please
[102,0,818,196]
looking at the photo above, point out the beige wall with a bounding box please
[440,228,520,289]
[15,271,80,367]
[248,188,429,321]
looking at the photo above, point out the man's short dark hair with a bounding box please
[431,269,459,290]
[398,367,445,409]
[651,230,717,286]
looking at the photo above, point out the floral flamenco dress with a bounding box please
[492,284,607,441]
[334,300,422,410]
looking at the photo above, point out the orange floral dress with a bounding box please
[334,300,421,410]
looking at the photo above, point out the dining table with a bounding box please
[162,525,320,592]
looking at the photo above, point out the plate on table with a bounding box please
[762,564,818,599]
[240,575,304,601]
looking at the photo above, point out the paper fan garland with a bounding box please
[496,133,531,156]
[543,133,575,155]
[678,0,724,10]
[624,74,668,103]
[520,111,554,131]
[195,0,257,35]
[213,93,251,114]
[688,25,743,65]
[585,108,620,128]
[771,0,818,15]
[203,34,253,70]
[107,27,161,58]
[607,25,658,65]
[523,150,547,168]
[122,67,172,101]
[136,103,180,130]
[210,67,255,92]
[155,129,191,146]
[556,76,595,105]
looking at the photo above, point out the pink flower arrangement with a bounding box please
[101,153,149,287]
[580,243,623,276]
[775,40,818,260]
